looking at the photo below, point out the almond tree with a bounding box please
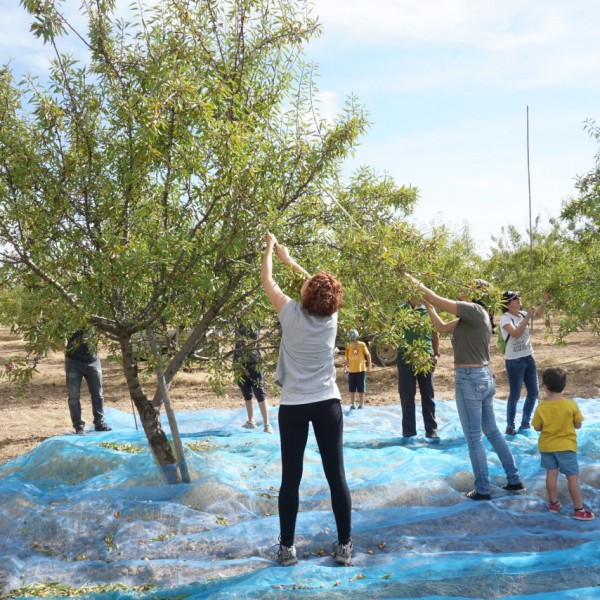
[0,0,378,479]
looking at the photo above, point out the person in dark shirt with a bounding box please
[65,330,111,434]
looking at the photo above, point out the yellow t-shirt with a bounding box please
[532,398,584,453]
[345,341,370,373]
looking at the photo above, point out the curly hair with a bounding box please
[301,271,344,317]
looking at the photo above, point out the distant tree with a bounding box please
[549,119,600,338]
[483,220,558,306]
[482,120,600,339]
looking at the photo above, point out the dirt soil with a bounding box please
[1,326,598,464]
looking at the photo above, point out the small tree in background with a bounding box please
[482,120,600,339]
[550,119,600,338]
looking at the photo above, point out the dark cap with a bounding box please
[502,291,520,302]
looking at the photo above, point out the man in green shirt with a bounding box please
[396,300,440,439]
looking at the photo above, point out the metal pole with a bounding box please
[526,106,535,324]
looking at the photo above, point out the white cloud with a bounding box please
[309,0,600,89]
[311,0,596,48]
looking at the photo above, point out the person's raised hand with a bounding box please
[265,232,278,247]
[275,242,292,266]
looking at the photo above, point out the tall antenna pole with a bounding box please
[526,106,535,311]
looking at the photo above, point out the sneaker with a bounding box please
[503,482,527,494]
[465,490,491,501]
[548,501,562,513]
[505,426,517,435]
[350,405,357,410]
[94,423,112,432]
[264,423,274,434]
[75,424,86,435]
[573,508,595,521]
[242,420,257,429]
[357,404,364,410]
[333,540,353,565]
[277,543,298,566]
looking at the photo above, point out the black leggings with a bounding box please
[278,398,352,547]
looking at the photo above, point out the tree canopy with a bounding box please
[0,0,424,477]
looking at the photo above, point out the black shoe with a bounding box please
[505,426,517,435]
[75,425,85,435]
[503,482,527,494]
[465,490,491,501]
[94,423,112,432]
[426,431,440,439]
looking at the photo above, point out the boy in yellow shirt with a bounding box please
[532,367,594,520]
[344,329,372,409]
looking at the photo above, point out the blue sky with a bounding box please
[305,0,600,253]
[1,1,598,255]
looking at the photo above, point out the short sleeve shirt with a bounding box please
[500,312,533,360]
[451,302,491,365]
[397,303,434,357]
[274,300,341,405]
[532,398,584,452]
[345,341,369,373]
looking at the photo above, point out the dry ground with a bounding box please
[1,325,598,464]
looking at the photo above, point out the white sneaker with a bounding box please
[242,420,256,429]
[264,423,274,434]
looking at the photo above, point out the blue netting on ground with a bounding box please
[1,398,599,599]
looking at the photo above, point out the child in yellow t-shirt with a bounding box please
[532,367,594,521]
[344,329,372,409]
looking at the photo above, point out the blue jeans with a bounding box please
[505,355,538,428]
[65,356,106,428]
[455,367,521,495]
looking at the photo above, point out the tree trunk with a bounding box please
[119,334,181,483]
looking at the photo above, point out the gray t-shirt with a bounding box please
[275,300,341,405]
[451,301,491,366]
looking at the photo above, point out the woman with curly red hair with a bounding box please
[261,233,352,567]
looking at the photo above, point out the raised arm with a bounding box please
[502,307,535,337]
[534,289,551,319]
[425,302,459,334]
[274,242,311,279]
[405,274,460,316]
[261,233,290,314]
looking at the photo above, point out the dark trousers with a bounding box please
[397,355,437,437]
[237,364,266,402]
[278,399,352,547]
[65,356,105,428]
